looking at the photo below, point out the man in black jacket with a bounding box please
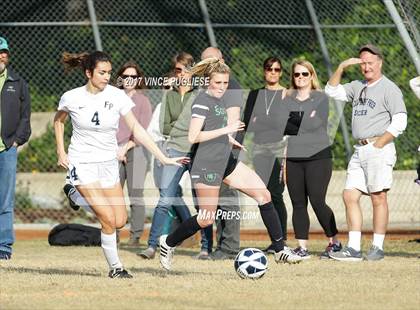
[0,36,31,260]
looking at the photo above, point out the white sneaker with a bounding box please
[274,247,303,264]
[159,235,175,271]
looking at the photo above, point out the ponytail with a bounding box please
[189,57,230,78]
[61,51,111,73]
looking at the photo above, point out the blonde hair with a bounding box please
[189,57,230,78]
[290,60,321,90]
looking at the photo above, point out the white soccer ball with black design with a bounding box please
[234,248,268,279]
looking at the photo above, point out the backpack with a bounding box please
[48,223,101,246]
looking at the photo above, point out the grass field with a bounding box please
[0,237,419,310]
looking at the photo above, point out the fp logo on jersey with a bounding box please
[104,101,113,110]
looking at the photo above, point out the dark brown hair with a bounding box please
[170,51,194,72]
[114,61,147,89]
[263,56,283,71]
[61,51,112,74]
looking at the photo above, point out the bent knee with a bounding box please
[255,190,271,205]
[115,217,127,229]
[99,214,116,230]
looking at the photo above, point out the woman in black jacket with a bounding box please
[284,60,341,259]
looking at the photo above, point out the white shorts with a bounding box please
[345,142,396,194]
[66,159,120,188]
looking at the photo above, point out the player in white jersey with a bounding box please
[54,51,188,278]
[324,44,407,261]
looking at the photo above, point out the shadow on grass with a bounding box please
[129,266,224,277]
[120,245,198,257]
[1,266,102,277]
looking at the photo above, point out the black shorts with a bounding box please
[191,153,238,186]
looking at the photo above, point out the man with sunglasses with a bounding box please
[0,36,31,260]
[325,44,407,261]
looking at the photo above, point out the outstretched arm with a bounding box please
[124,110,188,166]
[188,117,244,144]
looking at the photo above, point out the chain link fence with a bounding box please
[1,0,419,229]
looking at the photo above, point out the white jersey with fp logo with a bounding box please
[58,85,134,163]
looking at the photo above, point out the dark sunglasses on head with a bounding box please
[121,74,138,79]
[293,72,310,78]
[265,67,281,73]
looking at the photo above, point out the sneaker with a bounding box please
[159,235,175,271]
[108,268,133,278]
[209,249,236,260]
[137,247,156,259]
[126,238,140,247]
[320,242,342,259]
[63,184,80,211]
[194,250,211,260]
[0,251,11,260]
[293,247,311,260]
[274,247,303,264]
[365,245,384,261]
[263,243,290,255]
[329,246,363,262]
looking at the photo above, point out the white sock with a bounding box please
[101,232,123,270]
[347,231,361,251]
[372,233,385,250]
[70,189,94,214]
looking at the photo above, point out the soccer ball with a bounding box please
[234,248,268,279]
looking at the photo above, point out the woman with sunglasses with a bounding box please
[54,51,188,278]
[158,57,303,271]
[114,61,153,246]
[243,56,289,254]
[284,60,341,259]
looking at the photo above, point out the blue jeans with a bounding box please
[0,147,17,254]
[148,148,193,249]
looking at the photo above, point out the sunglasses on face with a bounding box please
[121,74,138,79]
[265,67,281,73]
[293,72,310,78]
[174,67,186,74]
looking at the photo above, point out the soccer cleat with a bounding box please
[137,247,156,259]
[159,235,175,271]
[365,245,384,261]
[63,184,80,211]
[108,268,133,278]
[0,250,11,260]
[329,246,363,262]
[320,242,342,259]
[274,247,303,264]
[293,247,311,260]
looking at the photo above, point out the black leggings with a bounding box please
[253,154,287,240]
[286,158,338,240]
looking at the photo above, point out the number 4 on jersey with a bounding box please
[70,167,78,181]
[91,111,100,125]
